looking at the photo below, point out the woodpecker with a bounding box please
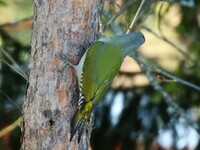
[70,32,145,142]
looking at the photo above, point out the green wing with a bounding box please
[82,41,124,103]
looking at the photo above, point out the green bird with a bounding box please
[70,32,145,142]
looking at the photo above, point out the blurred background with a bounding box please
[0,0,200,149]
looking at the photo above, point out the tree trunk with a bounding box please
[21,0,101,149]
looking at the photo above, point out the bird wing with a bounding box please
[82,40,124,103]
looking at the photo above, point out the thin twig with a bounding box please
[0,117,22,138]
[103,0,134,32]
[1,59,27,80]
[126,0,146,34]
[131,54,200,91]
[102,9,124,34]
[0,90,22,114]
[0,47,27,80]
[142,26,196,65]
[131,53,197,130]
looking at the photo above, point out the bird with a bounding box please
[69,32,145,142]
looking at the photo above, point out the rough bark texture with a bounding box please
[21,0,101,149]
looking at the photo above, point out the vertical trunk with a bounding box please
[21,0,101,149]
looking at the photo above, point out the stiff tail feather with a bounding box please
[70,110,87,142]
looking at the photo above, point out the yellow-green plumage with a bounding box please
[70,32,145,142]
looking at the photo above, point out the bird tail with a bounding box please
[70,110,87,142]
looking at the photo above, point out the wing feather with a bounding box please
[82,41,124,103]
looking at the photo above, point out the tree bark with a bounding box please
[21,0,101,149]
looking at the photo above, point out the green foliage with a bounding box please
[0,1,6,6]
